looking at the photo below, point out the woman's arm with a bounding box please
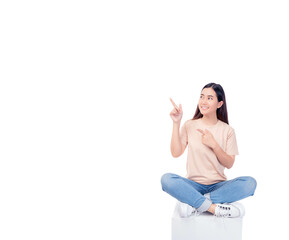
[170,122,186,157]
[197,128,235,169]
[212,143,235,169]
[169,98,186,158]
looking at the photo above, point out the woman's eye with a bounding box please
[200,96,213,100]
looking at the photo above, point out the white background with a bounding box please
[0,0,288,239]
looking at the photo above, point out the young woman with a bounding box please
[161,82,257,218]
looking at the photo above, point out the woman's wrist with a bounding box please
[173,121,181,127]
[212,141,220,151]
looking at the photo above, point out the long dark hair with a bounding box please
[192,83,229,124]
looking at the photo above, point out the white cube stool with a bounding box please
[172,202,244,240]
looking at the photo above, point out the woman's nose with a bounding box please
[202,99,208,105]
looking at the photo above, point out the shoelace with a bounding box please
[215,205,231,218]
[192,209,201,217]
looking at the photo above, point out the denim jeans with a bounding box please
[161,173,257,213]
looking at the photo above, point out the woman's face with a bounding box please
[198,87,223,116]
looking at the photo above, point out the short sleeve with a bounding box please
[225,127,239,155]
[180,121,188,146]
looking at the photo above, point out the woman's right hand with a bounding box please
[169,98,183,123]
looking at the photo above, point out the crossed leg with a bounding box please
[206,176,257,214]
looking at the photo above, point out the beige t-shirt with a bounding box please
[180,118,239,185]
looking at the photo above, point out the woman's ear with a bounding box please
[217,101,224,109]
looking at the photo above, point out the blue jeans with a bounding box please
[161,173,257,213]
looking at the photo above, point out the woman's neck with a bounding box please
[201,115,218,126]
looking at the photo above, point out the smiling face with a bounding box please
[198,87,223,116]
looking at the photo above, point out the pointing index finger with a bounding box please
[169,98,179,111]
[197,129,205,135]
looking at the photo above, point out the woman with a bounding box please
[161,82,257,218]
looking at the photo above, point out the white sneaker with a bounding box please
[177,201,199,218]
[214,202,245,218]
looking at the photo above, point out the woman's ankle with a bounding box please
[207,203,216,214]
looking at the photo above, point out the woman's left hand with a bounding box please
[197,129,218,149]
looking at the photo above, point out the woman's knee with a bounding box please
[242,176,257,196]
[160,173,178,191]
